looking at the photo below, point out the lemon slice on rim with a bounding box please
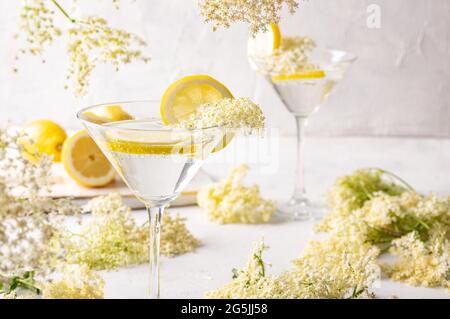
[160,75,234,152]
[62,130,116,187]
[271,70,326,82]
[248,23,281,56]
[105,130,197,155]
[160,75,233,125]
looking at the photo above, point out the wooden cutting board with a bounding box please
[47,164,213,209]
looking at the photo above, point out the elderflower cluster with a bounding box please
[287,234,380,299]
[198,165,276,224]
[271,37,317,75]
[62,193,149,270]
[67,16,149,96]
[14,0,149,96]
[317,168,450,290]
[317,169,410,232]
[160,214,201,257]
[0,128,80,280]
[42,264,105,299]
[178,98,266,133]
[206,237,380,299]
[382,229,449,289]
[198,0,299,36]
[205,241,277,299]
[63,194,200,270]
[249,35,318,76]
[15,0,62,64]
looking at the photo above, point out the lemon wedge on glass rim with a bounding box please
[62,130,116,187]
[160,74,234,152]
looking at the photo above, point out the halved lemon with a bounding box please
[62,130,116,188]
[21,119,68,163]
[271,70,326,82]
[247,23,281,56]
[82,105,133,124]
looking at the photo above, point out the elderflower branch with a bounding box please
[198,0,299,36]
[14,0,150,96]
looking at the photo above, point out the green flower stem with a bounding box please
[51,0,76,23]
[369,168,415,192]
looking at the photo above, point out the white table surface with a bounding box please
[94,136,449,299]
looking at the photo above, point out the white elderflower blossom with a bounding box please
[66,16,149,96]
[14,0,150,96]
[178,98,266,132]
[382,229,449,289]
[206,237,380,299]
[287,235,380,299]
[63,194,200,270]
[205,240,278,299]
[198,165,276,224]
[198,0,299,36]
[15,0,62,63]
[317,168,449,290]
[0,128,80,283]
[316,168,411,232]
[42,264,105,299]
[254,36,319,75]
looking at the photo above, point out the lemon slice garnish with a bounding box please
[62,130,116,188]
[160,74,234,152]
[106,140,198,156]
[160,75,233,125]
[271,70,326,82]
[248,23,281,56]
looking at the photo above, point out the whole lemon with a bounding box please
[22,120,68,162]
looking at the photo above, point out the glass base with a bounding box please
[278,196,316,221]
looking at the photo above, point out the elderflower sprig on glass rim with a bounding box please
[176,98,266,134]
[198,0,299,36]
[14,0,150,96]
[249,33,323,77]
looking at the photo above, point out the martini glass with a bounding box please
[248,48,356,220]
[77,101,223,298]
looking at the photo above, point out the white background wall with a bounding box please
[0,0,449,137]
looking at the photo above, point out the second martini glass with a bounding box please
[78,101,223,298]
[249,48,356,220]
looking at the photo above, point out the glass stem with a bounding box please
[293,116,308,200]
[147,204,165,299]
